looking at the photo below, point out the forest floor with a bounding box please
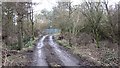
[55,33,118,66]
[2,43,34,66]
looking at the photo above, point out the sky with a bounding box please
[33,0,120,14]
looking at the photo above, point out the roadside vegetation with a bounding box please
[55,33,118,66]
[53,0,119,66]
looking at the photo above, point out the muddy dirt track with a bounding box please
[32,35,81,67]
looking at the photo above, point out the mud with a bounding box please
[31,35,90,67]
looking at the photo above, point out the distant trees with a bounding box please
[16,2,27,50]
[52,1,71,33]
[49,0,119,48]
[34,9,51,32]
[118,2,120,43]
[102,1,119,42]
[0,2,1,23]
[2,2,36,50]
[80,2,105,47]
[2,2,15,46]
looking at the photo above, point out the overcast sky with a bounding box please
[33,0,120,14]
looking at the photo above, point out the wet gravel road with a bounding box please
[32,35,80,66]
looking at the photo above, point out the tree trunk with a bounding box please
[17,16,23,50]
[31,8,34,40]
